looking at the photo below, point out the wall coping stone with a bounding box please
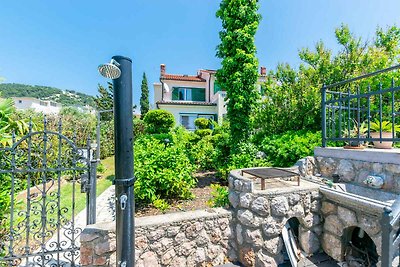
[254,180,320,196]
[314,147,400,165]
[84,208,232,233]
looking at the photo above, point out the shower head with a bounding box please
[98,59,121,79]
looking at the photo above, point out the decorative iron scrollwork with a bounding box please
[0,119,91,267]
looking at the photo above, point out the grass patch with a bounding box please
[66,156,115,216]
[15,156,115,220]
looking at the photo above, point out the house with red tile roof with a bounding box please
[153,64,267,130]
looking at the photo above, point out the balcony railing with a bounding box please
[321,64,400,147]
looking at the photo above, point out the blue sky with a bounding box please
[0,0,399,107]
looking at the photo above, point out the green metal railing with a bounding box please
[321,64,400,148]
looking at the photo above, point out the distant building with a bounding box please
[153,64,267,130]
[12,97,62,114]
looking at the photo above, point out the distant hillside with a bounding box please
[0,83,95,107]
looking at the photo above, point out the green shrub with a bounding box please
[153,198,170,212]
[260,130,321,167]
[143,110,175,134]
[100,120,114,159]
[134,136,196,204]
[190,135,216,170]
[215,140,270,179]
[133,118,145,137]
[226,142,270,173]
[194,129,212,138]
[207,184,229,208]
[96,163,106,174]
[194,118,211,129]
[150,133,174,144]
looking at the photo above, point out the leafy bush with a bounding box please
[194,118,211,129]
[219,142,270,177]
[260,130,321,167]
[189,135,216,170]
[194,129,212,138]
[134,136,196,204]
[207,184,229,208]
[96,163,106,173]
[153,198,170,212]
[150,133,174,144]
[143,110,175,134]
[133,118,145,137]
[100,120,114,159]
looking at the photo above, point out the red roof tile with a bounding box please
[161,74,206,82]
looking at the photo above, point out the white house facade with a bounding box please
[153,64,267,130]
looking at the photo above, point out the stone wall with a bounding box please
[228,169,322,267]
[80,208,234,267]
[320,200,382,262]
[314,147,400,193]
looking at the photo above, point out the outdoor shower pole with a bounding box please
[112,55,135,267]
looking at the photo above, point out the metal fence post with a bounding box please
[381,207,393,267]
[96,111,101,162]
[112,55,135,267]
[321,85,327,147]
[87,159,97,225]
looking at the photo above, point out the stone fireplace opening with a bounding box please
[343,226,379,266]
[281,217,301,265]
[287,217,300,240]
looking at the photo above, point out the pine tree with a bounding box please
[140,72,149,119]
[216,0,261,151]
[95,82,113,120]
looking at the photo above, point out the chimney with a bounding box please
[160,64,166,76]
[260,66,267,75]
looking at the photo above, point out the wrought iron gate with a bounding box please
[0,119,96,266]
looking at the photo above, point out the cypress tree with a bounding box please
[95,82,113,120]
[216,0,261,151]
[140,72,149,119]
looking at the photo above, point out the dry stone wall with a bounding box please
[228,170,322,267]
[320,200,383,262]
[80,208,234,267]
[314,148,400,193]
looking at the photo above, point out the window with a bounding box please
[39,101,48,106]
[180,113,216,130]
[18,100,22,103]
[214,81,222,94]
[172,87,205,102]
[50,102,57,107]
[181,114,197,130]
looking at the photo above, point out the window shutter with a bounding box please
[192,88,205,101]
[172,88,179,100]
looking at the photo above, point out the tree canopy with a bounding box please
[95,82,114,120]
[254,24,400,138]
[0,83,95,107]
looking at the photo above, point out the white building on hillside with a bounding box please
[12,97,62,114]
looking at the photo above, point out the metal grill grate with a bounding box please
[242,167,300,189]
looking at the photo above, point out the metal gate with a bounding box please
[0,119,96,267]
